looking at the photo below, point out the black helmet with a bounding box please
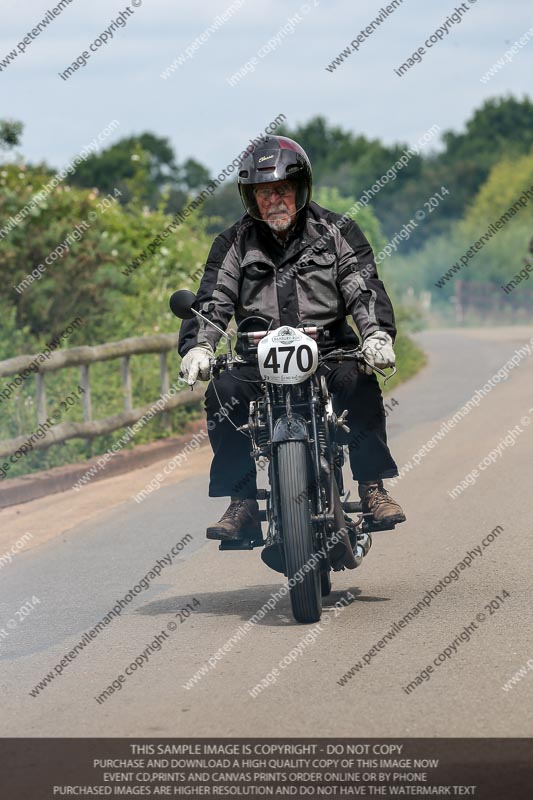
[238,135,312,221]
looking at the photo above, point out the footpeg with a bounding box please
[362,518,397,533]
[342,500,362,513]
[219,536,265,551]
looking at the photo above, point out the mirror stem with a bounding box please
[191,308,233,361]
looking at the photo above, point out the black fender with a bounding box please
[272,413,308,443]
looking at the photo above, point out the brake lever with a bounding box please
[383,365,397,384]
[367,361,397,384]
[364,359,386,378]
[319,350,396,383]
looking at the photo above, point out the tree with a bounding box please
[0,162,210,341]
[278,116,385,186]
[200,180,245,233]
[312,186,386,255]
[463,148,533,229]
[278,100,533,252]
[458,148,533,285]
[441,96,533,168]
[68,132,181,207]
[165,157,212,216]
[0,119,23,151]
[181,157,211,190]
[277,116,435,247]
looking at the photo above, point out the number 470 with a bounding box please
[263,345,313,374]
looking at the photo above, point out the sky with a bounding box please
[1,0,533,174]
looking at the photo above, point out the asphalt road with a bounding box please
[2,326,533,737]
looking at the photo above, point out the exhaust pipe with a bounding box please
[351,545,364,568]
[330,476,358,570]
[348,533,372,568]
[328,472,373,569]
[357,532,372,556]
[352,532,372,565]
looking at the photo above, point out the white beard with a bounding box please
[265,203,295,234]
[266,216,293,233]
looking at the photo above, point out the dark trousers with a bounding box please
[204,361,398,499]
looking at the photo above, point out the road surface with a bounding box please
[1,326,532,737]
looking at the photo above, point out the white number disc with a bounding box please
[257,326,318,384]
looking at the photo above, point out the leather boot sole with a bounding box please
[364,512,407,531]
[378,512,406,525]
[206,527,240,541]
[206,522,262,542]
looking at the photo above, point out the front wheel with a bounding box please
[276,441,322,623]
[320,567,332,597]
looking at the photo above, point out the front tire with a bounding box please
[276,441,322,623]
[320,568,332,597]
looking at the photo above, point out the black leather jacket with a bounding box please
[178,201,396,357]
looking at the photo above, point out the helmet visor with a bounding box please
[239,176,309,222]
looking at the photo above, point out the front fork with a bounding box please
[249,382,371,571]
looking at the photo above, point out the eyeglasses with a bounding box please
[254,184,295,202]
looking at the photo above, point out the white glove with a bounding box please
[180,343,214,386]
[360,331,395,375]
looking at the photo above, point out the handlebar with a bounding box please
[213,341,396,383]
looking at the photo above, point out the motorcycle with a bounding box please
[170,289,397,624]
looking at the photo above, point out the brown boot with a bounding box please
[358,480,406,527]
[206,498,262,541]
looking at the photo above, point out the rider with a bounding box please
[178,135,406,541]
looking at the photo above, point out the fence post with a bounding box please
[36,373,47,426]
[0,334,189,460]
[160,351,170,430]
[121,356,133,412]
[80,365,92,422]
